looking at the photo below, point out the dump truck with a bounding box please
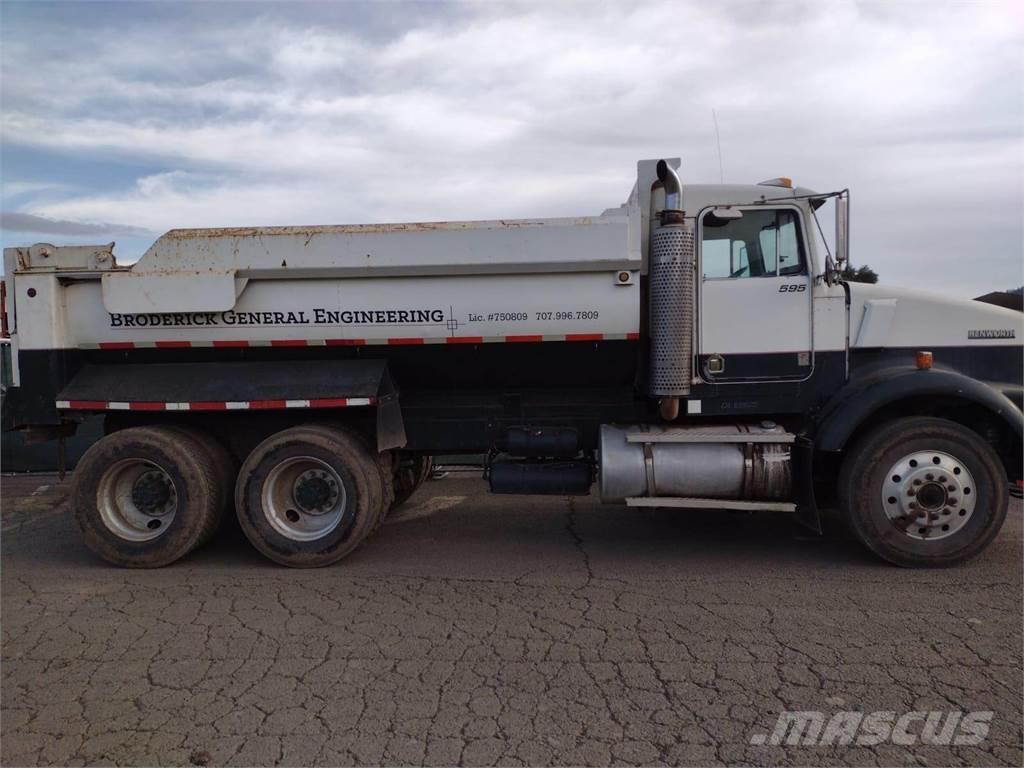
[2,159,1021,568]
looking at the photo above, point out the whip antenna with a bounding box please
[712,109,724,183]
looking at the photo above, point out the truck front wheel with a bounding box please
[234,425,384,567]
[72,426,223,567]
[838,416,1008,567]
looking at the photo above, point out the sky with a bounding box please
[1,0,1021,297]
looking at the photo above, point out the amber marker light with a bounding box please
[916,351,933,369]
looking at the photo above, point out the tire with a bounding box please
[374,450,395,530]
[838,417,1008,567]
[234,425,384,567]
[392,455,433,510]
[305,422,392,532]
[160,425,236,546]
[72,426,221,568]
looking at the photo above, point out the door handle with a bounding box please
[705,354,725,376]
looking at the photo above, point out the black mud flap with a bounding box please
[373,379,407,452]
[57,359,407,452]
[793,436,822,534]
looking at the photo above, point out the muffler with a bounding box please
[648,160,694,401]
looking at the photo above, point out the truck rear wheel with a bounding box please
[72,426,222,568]
[160,425,236,546]
[392,455,433,510]
[838,416,1008,567]
[374,450,395,529]
[321,423,393,531]
[234,425,384,567]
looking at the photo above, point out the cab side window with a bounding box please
[701,238,749,279]
[701,209,805,279]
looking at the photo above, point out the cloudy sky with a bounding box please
[1,0,1021,297]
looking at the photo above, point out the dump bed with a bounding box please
[8,213,641,352]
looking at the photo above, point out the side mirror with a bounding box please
[835,195,849,269]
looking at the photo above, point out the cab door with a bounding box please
[698,206,813,382]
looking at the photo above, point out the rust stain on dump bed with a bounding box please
[161,218,597,240]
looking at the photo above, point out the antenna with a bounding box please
[712,109,724,183]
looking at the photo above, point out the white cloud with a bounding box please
[1,0,1021,291]
[1,181,73,199]
[0,212,153,237]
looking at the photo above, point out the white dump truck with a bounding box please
[2,159,1021,568]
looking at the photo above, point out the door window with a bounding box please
[702,209,805,279]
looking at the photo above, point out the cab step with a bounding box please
[625,497,796,512]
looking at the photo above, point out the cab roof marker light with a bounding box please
[758,177,793,189]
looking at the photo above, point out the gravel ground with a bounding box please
[2,473,1021,767]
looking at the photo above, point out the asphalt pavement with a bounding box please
[2,473,1022,766]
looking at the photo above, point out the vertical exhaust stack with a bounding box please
[648,160,694,405]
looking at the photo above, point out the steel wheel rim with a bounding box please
[881,450,977,541]
[97,459,178,542]
[262,456,348,541]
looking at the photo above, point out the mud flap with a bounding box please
[793,436,822,534]
[374,373,407,452]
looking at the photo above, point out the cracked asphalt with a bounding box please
[2,473,1022,767]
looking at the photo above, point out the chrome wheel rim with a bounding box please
[262,456,348,541]
[97,459,178,542]
[881,450,976,541]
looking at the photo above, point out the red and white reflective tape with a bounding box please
[80,332,640,350]
[55,397,375,412]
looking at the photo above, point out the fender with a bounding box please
[56,358,407,450]
[813,365,1024,452]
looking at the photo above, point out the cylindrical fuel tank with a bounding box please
[598,424,792,503]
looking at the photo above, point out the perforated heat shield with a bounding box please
[648,221,695,396]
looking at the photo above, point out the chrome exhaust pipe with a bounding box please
[656,159,682,215]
